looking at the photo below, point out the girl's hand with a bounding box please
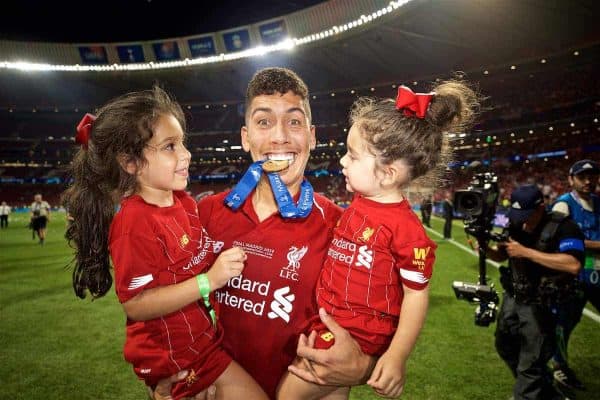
[205,247,246,290]
[366,350,406,398]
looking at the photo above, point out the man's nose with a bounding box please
[271,122,290,144]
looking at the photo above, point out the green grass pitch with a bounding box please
[1,212,598,399]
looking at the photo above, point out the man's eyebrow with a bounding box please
[286,107,306,116]
[250,107,306,117]
[250,107,272,117]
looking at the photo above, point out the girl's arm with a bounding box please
[122,247,246,321]
[367,284,429,397]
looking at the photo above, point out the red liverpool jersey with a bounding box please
[198,190,342,398]
[110,191,230,393]
[315,195,436,355]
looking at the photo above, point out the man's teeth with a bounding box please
[267,154,295,161]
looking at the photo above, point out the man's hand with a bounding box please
[502,238,531,259]
[287,308,376,386]
[149,370,216,400]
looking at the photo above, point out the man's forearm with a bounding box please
[584,239,600,251]
[522,248,581,275]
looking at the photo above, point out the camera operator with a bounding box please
[485,184,584,400]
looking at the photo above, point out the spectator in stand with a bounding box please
[30,194,50,245]
[0,201,10,229]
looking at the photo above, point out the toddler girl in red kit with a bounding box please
[63,87,267,400]
[278,80,481,399]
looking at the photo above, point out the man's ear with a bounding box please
[117,154,137,175]
[241,126,251,152]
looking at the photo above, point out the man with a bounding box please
[549,159,600,390]
[30,193,50,245]
[442,191,453,239]
[421,194,432,227]
[0,201,10,229]
[487,184,584,400]
[154,68,374,400]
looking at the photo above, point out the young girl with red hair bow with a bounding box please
[278,80,481,399]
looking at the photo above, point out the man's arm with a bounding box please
[287,308,376,386]
[584,239,600,251]
[502,239,581,275]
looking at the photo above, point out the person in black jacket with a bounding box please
[486,185,584,400]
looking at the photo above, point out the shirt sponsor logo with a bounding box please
[328,237,356,265]
[355,245,373,269]
[412,246,431,270]
[267,286,295,323]
[215,274,270,317]
[280,245,308,281]
[215,277,296,324]
[184,237,224,270]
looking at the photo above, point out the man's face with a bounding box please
[241,91,316,192]
[569,171,599,198]
[34,195,41,202]
[522,205,545,233]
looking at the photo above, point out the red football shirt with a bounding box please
[315,195,436,355]
[109,191,230,390]
[198,190,342,398]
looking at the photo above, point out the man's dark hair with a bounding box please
[245,67,311,123]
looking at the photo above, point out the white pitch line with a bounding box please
[426,218,600,324]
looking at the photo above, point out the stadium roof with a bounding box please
[1,0,599,108]
[0,0,326,43]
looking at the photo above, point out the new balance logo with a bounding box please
[267,286,295,323]
[128,274,153,290]
[355,245,373,269]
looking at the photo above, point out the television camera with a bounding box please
[452,172,504,326]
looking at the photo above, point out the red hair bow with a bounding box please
[395,85,435,118]
[75,113,96,148]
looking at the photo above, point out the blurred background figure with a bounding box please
[30,193,50,245]
[0,201,10,229]
[421,194,433,228]
[442,191,454,239]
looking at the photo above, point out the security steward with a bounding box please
[486,184,584,400]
